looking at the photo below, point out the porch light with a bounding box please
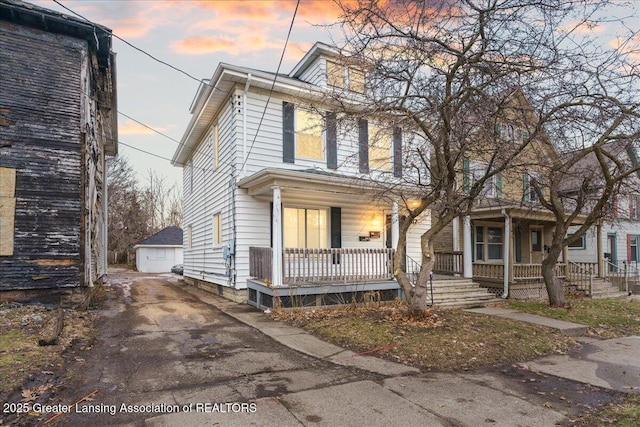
[408,200,421,210]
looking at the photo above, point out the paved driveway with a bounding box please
[22,271,627,426]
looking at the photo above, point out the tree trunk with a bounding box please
[541,245,567,307]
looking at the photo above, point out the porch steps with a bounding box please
[430,279,501,308]
[589,278,629,299]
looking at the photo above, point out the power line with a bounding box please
[240,0,300,173]
[118,111,182,144]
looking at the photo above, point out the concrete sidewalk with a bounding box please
[123,279,640,427]
[184,284,640,393]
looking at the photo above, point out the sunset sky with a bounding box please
[35,0,343,188]
[33,0,639,191]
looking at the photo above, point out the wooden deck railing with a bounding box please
[249,247,395,285]
[249,247,273,283]
[433,251,463,275]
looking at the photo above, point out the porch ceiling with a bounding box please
[237,168,380,197]
[470,203,586,225]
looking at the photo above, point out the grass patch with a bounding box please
[271,303,576,371]
[571,394,640,426]
[506,297,640,339]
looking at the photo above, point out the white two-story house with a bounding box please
[172,42,497,308]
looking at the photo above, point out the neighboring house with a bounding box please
[0,0,117,300]
[135,226,184,273]
[172,42,455,308]
[432,88,586,299]
[566,141,640,293]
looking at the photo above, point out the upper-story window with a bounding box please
[327,60,365,93]
[368,124,391,170]
[463,160,501,198]
[523,172,541,202]
[207,124,219,170]
[295,108,324,160]
[496,122,529,143]
[630,195,639,220]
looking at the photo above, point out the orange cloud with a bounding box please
[119,121,165,135]
[172,36,237,55]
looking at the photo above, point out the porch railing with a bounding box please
[512,263,566,281]
[433,251,463,275]
[567,261,595,295]
[284,248,395,284]
[249,247,273,283]
[249,247,395,285]
[603,260,637,295]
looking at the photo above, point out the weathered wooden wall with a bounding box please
[0,21,87,290]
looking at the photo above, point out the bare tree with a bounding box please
[332,0,640,312]
[141,169,183,233]
[107,155,149,264]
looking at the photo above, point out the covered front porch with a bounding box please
[434,204,597,298]
[237,169,420,309]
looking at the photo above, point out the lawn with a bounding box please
[506,297,640,339]
[271,301,577,371]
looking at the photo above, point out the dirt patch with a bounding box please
[0,302,96,416]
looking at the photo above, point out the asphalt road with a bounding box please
[8,271,630,426]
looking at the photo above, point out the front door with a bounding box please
[607,234,617,271]
[530,228,543,264]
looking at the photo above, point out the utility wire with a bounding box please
[240,0,300,173]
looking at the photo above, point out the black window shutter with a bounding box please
[283,101,295,163]
[326,112,337,169]
[393,126,402,178]
[331,207,342,264]
[358,118,369,173]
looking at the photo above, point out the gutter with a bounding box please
[242,73,252,177]
[501,209,510,298]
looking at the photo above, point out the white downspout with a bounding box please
[242,73,252,177]
[502,209,510,299]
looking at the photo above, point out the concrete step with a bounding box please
[591,291,629,299]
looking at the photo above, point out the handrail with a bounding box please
[604,260,633,295]
[404,254,433,305]
[567,260,594,296]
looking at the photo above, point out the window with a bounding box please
[213,213,222,246]
[568,233,586,249]
[327,60,345,89]
[630,235,639,262]
[524,172,539,202]
[295,108,324,160]
[467,161,499,198]
[473,225,503,261]
[187,225,192,250]
[283,207,328,248]
[630,195,639,220]
[348,68,365,93]
[368,124,391,170]
[475,226,484,261]
[487,227,503,260]
[531,229,542,252]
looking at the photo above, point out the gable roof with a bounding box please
[136,226,183,247]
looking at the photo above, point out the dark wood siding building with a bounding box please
[0,0,117,294]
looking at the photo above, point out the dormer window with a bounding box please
[327,60,365,93]
[327,60,345,89]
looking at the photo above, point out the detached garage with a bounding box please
[135,226,183,273]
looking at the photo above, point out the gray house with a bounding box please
[0,0,117,302]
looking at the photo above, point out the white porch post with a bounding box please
[463,216,472,278]
[596,222,603,278]
[271,186,283,287]
[452,217,460,252]
[502,210,510,298]
[391,201,399,250]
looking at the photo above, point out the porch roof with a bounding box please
[237,168,381,196]
[469,200,586,225]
